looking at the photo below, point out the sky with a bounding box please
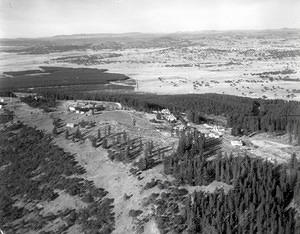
[0,0,299,38]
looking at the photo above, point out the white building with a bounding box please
[208,133,220,139]
[161,109,171,115]
[166,114,177,122]
[69,106,76,112]
[66,123,75,128]
[231,140,243,147]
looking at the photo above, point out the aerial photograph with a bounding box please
[0,0,300,233]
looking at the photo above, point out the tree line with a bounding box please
[31,89,300,142]
[158,130,300,233]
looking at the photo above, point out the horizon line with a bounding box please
[1,27,299,40]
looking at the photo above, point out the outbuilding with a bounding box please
[69,106,76,112]
[231,140,243,147]
[208,133,220,139]
[66,123,75,128]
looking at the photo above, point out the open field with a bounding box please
[1,29,300,100]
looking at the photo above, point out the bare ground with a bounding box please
[8,99,175,234]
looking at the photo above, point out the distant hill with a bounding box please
[1,28,299,41]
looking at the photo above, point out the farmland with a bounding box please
[1,29,300,100]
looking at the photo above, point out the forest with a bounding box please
[156,130,300,233]
[0,66,129,89]
[0,123,115,234]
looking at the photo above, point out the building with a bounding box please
[173,124,185,131]
[69,106,76,112]
[158,108,177,123]
[208,133,220,139]
[213,126,224,136]
[231,140,243,147]
[165,114,177,123]
[161,109,171,115]
[66,123,75,128]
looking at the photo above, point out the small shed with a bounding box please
[208,133,220,139]
[69,106,76,112]
[231,140,243,147]
[66,123,75,128]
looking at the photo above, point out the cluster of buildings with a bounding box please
[153,109,177,123]
[153,108,225,139]
[68,101,123,115]
[202,124,224,139]
[160,109,177,122]
[68,101,105,115]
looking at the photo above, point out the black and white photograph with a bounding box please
[0,0,300,233]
